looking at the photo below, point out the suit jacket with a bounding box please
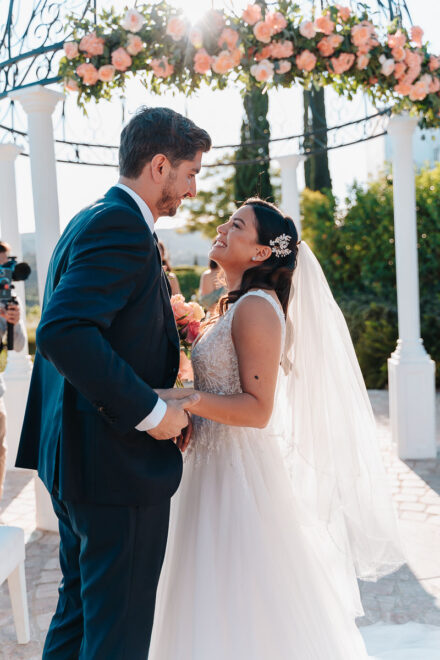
[16,186,182,505]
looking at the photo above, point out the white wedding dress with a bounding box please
[149,290,440,659]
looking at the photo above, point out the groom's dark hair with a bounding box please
[119,106,211,178]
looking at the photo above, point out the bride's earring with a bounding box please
[252,256,257,261]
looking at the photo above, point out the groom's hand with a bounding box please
[148,394,199,441]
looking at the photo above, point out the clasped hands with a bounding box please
[149,387,199,452]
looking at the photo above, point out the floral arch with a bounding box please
[59,2,440,127]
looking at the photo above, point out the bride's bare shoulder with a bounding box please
[231,292,283,343]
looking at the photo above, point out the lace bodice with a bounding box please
[187,290,285,463]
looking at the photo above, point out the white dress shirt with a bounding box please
[115,183,167,432]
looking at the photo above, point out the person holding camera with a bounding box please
[0,241,27,500]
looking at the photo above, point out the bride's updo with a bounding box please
[219,197,299,316]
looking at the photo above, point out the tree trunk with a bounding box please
[303,87,332,192]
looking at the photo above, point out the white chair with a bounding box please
[0,525,30,643]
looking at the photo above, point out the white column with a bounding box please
[0,144,33,471]
[387,114,436,459]
[9,85,63,305]
[277,154,306,238]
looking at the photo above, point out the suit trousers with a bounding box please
[43,489,170,660]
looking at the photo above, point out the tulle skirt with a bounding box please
[150,429,372,659]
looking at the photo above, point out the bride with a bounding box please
[149,198,440,659]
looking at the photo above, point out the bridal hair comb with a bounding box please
[270,233,292,258]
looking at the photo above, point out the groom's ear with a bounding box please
[150,154,171,183]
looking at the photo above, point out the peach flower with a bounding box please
[121,8,144,33]
[126,34,143,56]
[351,24,372,48]
[242,3,262,26]
[299,21,316,39]
[317,34,343,57]
[188,301,205,322]
[265,12,287,35]
[336,5,351,22]
[189,28,203,49]
[65,78,79,91]
[296,50,317,72]
[229,48,242,67]
[64,41,79,59]
[250,58,274,82]
[253,20,272,43]
[170,294,189,322]
[276,60,291,74]
[379,55,395,76]
[429,56,440,72]
[75,63,88,77]
[394,81,412,95]
[166,17,186,42]
[111,47,132,72]
[409,78,429,101]
[429,77,440,93]
[255,45,272,62]
[315,15,335,36]
[79,32,104,57]
[331,52,355,74]
[391,45,405,62]
[270,40,294,59]
[369,76,378,85]
[98,65,115,82]
[193,49,212,74]
[79,63,99,85]
[410,26,424,48]
[218,28,239,50]
[388,30,406,49]
[150,57,174,78]
[394,61,406,80]
[211,50,234,74]
[356,53,370,70]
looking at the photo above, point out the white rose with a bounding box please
[379,54,395,76]
[121,8,145,33]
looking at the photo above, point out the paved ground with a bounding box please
[0,391,439,659]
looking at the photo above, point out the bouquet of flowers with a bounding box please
[170,294,205,383]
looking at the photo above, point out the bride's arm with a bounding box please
[157,296,282,429]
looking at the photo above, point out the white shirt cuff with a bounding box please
[135,398,167,432]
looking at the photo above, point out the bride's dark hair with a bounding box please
[218,198,299,316]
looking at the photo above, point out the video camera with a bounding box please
[0,256,31,350]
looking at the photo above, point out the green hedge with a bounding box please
[301,164,440,388]
[174,265,205,301]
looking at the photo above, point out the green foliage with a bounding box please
[301,164,440,387]
[234,85,274,203]
[174,266,205,301]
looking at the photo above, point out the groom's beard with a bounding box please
[157,171,181,217]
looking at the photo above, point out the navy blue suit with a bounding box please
[16,186,182,658]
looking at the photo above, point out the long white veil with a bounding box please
[273,241,405,615]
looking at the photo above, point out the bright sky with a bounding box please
[8,0,440,236]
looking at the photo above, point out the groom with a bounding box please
[16,107,211,658]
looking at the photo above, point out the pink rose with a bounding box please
[111,47,132,72]
[188,302,205,323]
[75,63,88,77]
[242,3,262,26]
[193,49,212,74]
[250,58,274,82]
[81,63,99,85]
[211,51,234,74]
[265,12,287,35]
[121,8,144,33]
[189,28,203,49]
[429,56,440,72]
[404,50,422,83]
[253,21,272,43]
[394,61,406,80]
[296,50,317,72]
[79,32,104,57]
[394,81,412,95]
[218,28,239,51]
[331,52,355,74]
[270,40,294,59]
[299,21,316,39]
[388,30,406,49]
[126,34,143,56]
[409,78,429,101]
[229,48,242,67]
[166,17,186,42]
[410,26,423,48]
[150,56,174,78]
[64,41,79,59]
[98,64,115,82]
[429,77,440,93]
[336,5,351,22]
[391,45,405,62]
[185,320,201,345]
[255,45,272,62]
[276,60,291,74]
[65,78,79,91]
[351,24,371,48]
[379,55,395,77]
[171,295,190,323]
[317,35,343,57]
[315,15,335,36]
[356,53,370,70]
